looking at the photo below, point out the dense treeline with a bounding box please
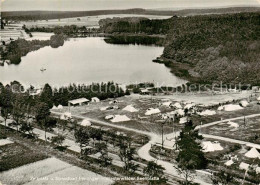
[41,82,125,107]
[104,35,165,46]
[99,17,171,35]
[100,12,260,85]
[0,81,125,109]
[28,25,99,35]
[1,34,65,64]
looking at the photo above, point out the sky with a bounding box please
[1,0,260,11]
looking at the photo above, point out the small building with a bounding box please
[68,98,89,108]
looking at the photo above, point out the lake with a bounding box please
[0,37,186,87]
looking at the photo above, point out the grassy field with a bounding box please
[58,95,183,134]
[202,116,260,144]
[0,141,48,172]
[0,125,146,185]
[56,91,257,135]
[0,157,114,185]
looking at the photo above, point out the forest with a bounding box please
[100,12,260,85]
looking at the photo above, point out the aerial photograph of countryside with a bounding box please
[0,0,260,184]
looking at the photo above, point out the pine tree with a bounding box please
[176,120,207,184]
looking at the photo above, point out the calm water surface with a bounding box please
[0,37,186,87]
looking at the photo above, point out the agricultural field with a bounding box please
[20,14,171,29]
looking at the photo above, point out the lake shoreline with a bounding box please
[0,37,186,87]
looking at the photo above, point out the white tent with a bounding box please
[256,166,260,174]
[184,103,195,110]
[223,104,243,111]
[202,141,223,152]
[199,110,216,116]
[100,106,109,111]
[239,162,249,171]
[257,97,260,101]
[91,97,100,103]
[145,108,161,116]
[240,100,249,107]
[111,115,130,122]
[57,105,63,109]
[224,160,234,166]
[179,117,187,124]
[123,105,138,112]
[51,105,58,110]
[60,112,72,120]
[172,102,182,109]
[81,119,91,126]
[245,148,260,159]
[226,121,239,128]
[162,101,172,107]
[217,106,224,111]
[176,109,185,116]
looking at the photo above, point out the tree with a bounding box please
[12,97,25,132]
[175,120,207,184]
[51,135,65,146]
[89,128,103,146]
[20,121,34,136]
[143,161,167,184]
[118,138,139,173]
[96,142,112,167]
[57,119,68,135]
[50,34,65,48]
[51,135,66,151]
[35,102,54,142]
[19,103,35,137]
[0,87,12,132]
[74,127,91,156]
[247,158,260,184]
[211,170,237,185]
[40,84,53,108]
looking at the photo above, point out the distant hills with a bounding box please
[2,7,260,20]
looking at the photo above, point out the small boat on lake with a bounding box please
[40,68,46,72]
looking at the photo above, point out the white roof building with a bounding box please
[68,98,89,106]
